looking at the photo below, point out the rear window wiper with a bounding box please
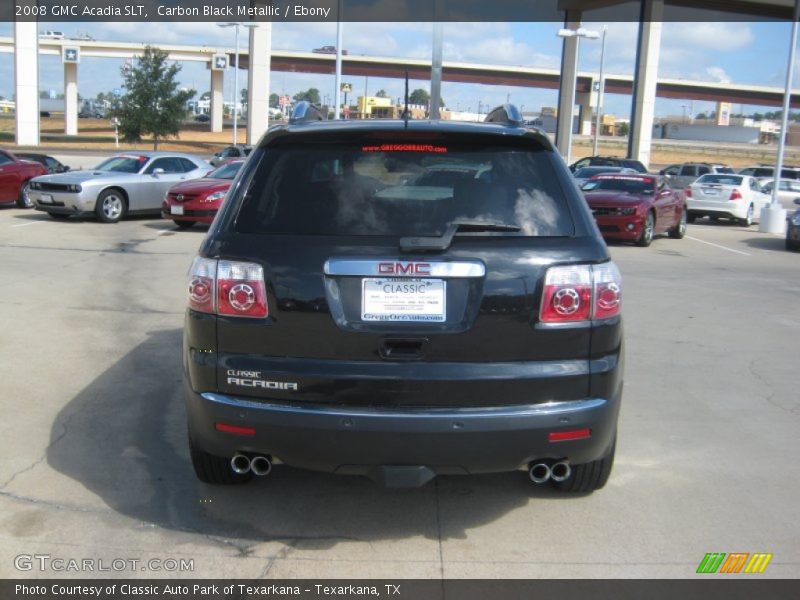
[400,220,521,252]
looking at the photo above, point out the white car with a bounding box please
[759,178,800,211]
[28,152,211,223]
[685,173,771,226]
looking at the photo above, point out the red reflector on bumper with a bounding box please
[215,422,256,436]
[548,428,591,442]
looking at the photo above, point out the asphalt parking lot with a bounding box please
[0,204,797,579]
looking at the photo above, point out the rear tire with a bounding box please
[787,238,800,251]
[173,219,195,229]
[669,207,687,239]
[189,435,252,485]
[95,189,127,223]
[738,204,754,227]
[552,438,616,494]
[17,182,33,208]
[636,211,655,247]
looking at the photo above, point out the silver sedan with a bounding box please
[28,152,211,223]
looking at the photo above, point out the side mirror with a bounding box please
[794,198,800,206]
[659,169,665,175]
[63,166,70,172]
[152,168,165,177]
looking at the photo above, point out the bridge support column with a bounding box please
[210,68,224,133]
[14,20,39,146]
[576,90,593,136]
[628,0,663,168]
[555,9,582,163]
[64,61,78,136]
[246,22,271,145]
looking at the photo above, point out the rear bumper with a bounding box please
[687,199,748,219]
[185,384,621,477]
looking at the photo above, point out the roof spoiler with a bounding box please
[484,104,524,127]
[289,101,325,124]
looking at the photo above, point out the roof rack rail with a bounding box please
[289,101,325,124]
[484,104,524,126]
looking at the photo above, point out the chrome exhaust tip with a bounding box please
[550,461,571,482]
[528,462,551,484]
[230,454,251,475]
[250,455,272,477]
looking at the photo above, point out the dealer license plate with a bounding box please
[362,278,446,322]
[170,205,184,215]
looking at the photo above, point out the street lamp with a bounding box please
[592,26,607,156]
[217,22,257,146]
[557,27,600,160]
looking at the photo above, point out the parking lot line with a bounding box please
[11,221,45,228]
[685,235,752,256]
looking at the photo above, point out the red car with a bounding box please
[0,149,49,208]
[581,174,687,247]
[162,159,244,228]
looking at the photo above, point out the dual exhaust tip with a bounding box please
[528,460,571,484]
[231,453,272,476]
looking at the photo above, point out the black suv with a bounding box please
[183,103,623,491]
[570,156,647,174]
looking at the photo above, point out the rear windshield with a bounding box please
[574,166,620,178]
[235,142,574,237]
[698,175,743,186]
[582,177,655,194]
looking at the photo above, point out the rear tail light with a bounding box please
[187,257,268,318]
[217,260,268,318]
[684,187,692,198]
[730,188,742,200]
[539,262,622,324]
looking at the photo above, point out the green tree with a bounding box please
[375,89,388,98]
[293,88,321,104]
[200,91,211,101]
[269,93,280,107]
[409,88,429,106]
[113,46,195,150]
[618,122,630,136]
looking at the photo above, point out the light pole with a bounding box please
[334,0,343,119]
[557,27,600,160]
[218,22,257,146]
[760,4,798,233]
[592,26,607,156]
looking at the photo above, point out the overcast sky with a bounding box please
[1,19,798,118]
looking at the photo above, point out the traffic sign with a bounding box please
[62,47,80,64]
[113,88,122,97]
[211,54,228,71]
[341,83,352,93]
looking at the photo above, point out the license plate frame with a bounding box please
[361,278,446,322]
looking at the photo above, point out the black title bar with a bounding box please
[4,0,798,23]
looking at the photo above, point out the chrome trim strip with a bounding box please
[324,258,486,278]
[200,393,605,418]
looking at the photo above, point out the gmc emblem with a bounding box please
[378,262,431,275]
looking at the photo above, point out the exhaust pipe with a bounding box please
[528,462,551,484]
[250,455,272,477]
[550,461,571,482]
[230,454,251,475]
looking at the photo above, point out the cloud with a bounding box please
[705,66,731,84]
